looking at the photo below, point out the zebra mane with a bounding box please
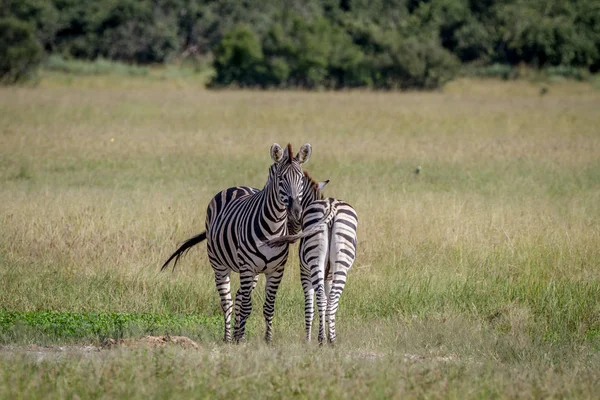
[303,170,324,200]
[286,143,293,164]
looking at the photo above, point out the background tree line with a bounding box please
[2,0,599,88]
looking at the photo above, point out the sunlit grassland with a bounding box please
[0,76,599,398]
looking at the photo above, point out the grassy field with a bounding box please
[0,73,599,398]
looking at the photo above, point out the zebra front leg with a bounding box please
[300,267,314,343]
[233,271,257,343]
[263,269,284,344]
[214,270,233,343]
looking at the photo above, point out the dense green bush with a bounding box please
[1,0,59,50]
[367,36,459,89]
[211,24,265,87]
[0,17,42,84]
[210,15,459,90]
[1,0,599,88]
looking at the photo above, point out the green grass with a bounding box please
[0,311,221,345]
[0,75,599,398]
[40,56,213,88]
[44,55,150,76]
[462,63,594,82]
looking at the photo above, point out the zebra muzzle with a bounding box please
[289,200,302,221]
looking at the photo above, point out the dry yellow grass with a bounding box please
[0,75,599,398]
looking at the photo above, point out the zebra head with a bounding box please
[287,172,330,235]
[270,143,312,221]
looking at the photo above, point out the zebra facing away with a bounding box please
[162,143,312,343]
[265,174,358,345]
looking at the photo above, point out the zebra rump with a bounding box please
[262,203,337,248]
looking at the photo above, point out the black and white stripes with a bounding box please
[162,143,311,343]
[162,144,358,345]
[265,173,358,344]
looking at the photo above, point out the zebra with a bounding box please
[264,174,358,345]
[161,143,312,343]
[287,171,330,236]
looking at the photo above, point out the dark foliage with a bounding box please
[0,17,42,84]
[1,0,598,88]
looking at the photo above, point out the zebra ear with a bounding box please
[270,143,284,163]
[318,180,330,191]
[296,143,312,164]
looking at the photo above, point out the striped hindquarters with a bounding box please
[298,198,358,344]
[298,199,358,272]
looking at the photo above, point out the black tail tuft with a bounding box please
[161,232,207,272]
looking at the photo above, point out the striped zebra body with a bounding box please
[299,198,357,344]
[266,175,358,344]
[162,143,311,343]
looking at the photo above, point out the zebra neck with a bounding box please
[260,172,287,229]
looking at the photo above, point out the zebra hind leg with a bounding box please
[312,230,329,346]
[326,267,351,345]
[316,281,327,345]
[326,289,340,345]
[214,270,233,343]
[263,269,284,344]
[301,267,315,343]
[233,271,257,343]
[324,276,335,345]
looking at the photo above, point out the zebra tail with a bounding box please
[161,232,207,272]
[262,202,337,248]
[261,225,326,248]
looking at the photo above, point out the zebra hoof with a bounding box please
[234,336,246,344]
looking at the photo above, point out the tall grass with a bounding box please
[0,76,599,398]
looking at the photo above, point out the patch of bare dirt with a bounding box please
[404,353,456,362]
[101,335,200,350]
[0,336,200,357]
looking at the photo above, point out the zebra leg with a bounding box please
[315,261,329,345]
[233,271,257,343]
[327,268,350,345]
[214,270,233,343]
[326,214,356,345]
[263,269,284,344]
[309,229,329,346]
[300,265,314,343]
[324,275,334,345]
[316,280,327,345]
[326,279,344,345]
